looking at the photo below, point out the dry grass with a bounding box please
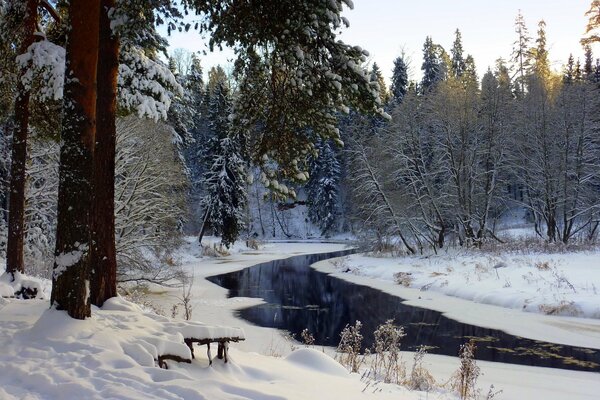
[393,272,414,287]
[538,300,581,316]
[535,261,551,271]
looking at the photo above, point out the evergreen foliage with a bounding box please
[390,56,408,104]
[451,29,466,78]
[202,80,247,247]
[307,139,341,235]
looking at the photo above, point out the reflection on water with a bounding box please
[207,250,600,372]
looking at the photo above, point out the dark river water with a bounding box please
[207,249,600,372]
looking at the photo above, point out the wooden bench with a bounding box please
[184,336,245,364]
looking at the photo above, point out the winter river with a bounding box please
[207,249,600,372]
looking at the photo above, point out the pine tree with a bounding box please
[390,55,408,104]
[581,0,600,46]
[564,54,575,84]
[511,10,531,97]
[584,46,594,81]
[51,0,101,320]
[463,55,478,88]
[184,0,383,187]
[370,62,389,105]
[307,139,340,235]
[2,0,39,278]
[451,29,466,78]
[421,36,443,93]
[202,80,247,247]
[530,20,551,81]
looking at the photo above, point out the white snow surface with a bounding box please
[320,251,600,319]
[0,270,50,299]
[2,241,600,399]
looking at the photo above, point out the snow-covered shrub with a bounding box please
[393,271,414,287]
[451,340,480,400]
[369,319,405,384]
[300,328,315,347]
[336,320,364,373]
[4,117,187,283]
[406,346,436,391]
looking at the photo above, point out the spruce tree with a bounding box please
[390,55,408,104]
[307,139,340,236]
[584,46,594,81]
[451,29,466,78]
[370,62,389,105]
[564,54,575,84]
[202,80,247,248]
[511,10,531,97]
[421,36,443,93]
[530,20,551,81]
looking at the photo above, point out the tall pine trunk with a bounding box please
[6,0,37,279]
[90,0,119,307]
[51,0,100,319]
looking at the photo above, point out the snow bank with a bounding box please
[285,348,349,377]
[324,251,600,319]
[0,297,451,400]
[0,271,50,299]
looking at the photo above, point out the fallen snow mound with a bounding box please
[285,348,349,377]
[0,271,50,299]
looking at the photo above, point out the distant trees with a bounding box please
[390,55,408,105]
[307,139,341,236]
[345,15,600,252]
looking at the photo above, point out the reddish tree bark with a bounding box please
[5,0,38,279]
[51,0,101,319]
[90,0,119,307]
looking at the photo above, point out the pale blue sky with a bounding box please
[166,1,596,82]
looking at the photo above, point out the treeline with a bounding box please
[343,15,600,253]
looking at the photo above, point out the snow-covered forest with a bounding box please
[0,0,600,399]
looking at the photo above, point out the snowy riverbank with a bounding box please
[319,250,600,318]
[312,250,600,350]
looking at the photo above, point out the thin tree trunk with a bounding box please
[198,204,211,244]
[51,0,100,319]
[6,0,38,279]
[90,0,119,307]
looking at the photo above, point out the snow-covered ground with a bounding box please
[1,239,599,399]
[320,250,600,318]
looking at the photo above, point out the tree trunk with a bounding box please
[51,0,100,319]
[5,0,38,279]
[198,204,211,244]
[90,0,119,307]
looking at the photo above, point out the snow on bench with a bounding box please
[165,321,245,364]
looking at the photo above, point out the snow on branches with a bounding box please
[118,45,183,121]
[16,38,65,101]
